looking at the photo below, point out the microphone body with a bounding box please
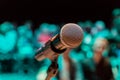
[35,23,83,61]
[35,34,67,61]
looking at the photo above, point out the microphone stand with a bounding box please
[45,54,59,80]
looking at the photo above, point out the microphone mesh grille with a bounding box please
[60,23,83,48]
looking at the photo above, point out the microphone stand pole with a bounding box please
[45,54,59,80]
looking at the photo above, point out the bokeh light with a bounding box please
[0,8,120,80]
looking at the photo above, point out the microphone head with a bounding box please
[60,23,83,48]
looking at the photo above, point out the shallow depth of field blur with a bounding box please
[0,8,120,80]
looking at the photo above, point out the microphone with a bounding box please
[35,23,83,61]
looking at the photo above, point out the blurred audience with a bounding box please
[0,8,120,80]
[81,38,114,80]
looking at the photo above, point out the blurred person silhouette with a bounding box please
[0,22,17,73]
[110,8,120,42]
[92,20,110,39]
[16,22,34,60]
[108,9,120,80]
[57,47,85,80]
[81,37,114,80]
[13,22,35,75]
[0,21,17,54]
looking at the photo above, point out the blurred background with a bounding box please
[0,0,120,80]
